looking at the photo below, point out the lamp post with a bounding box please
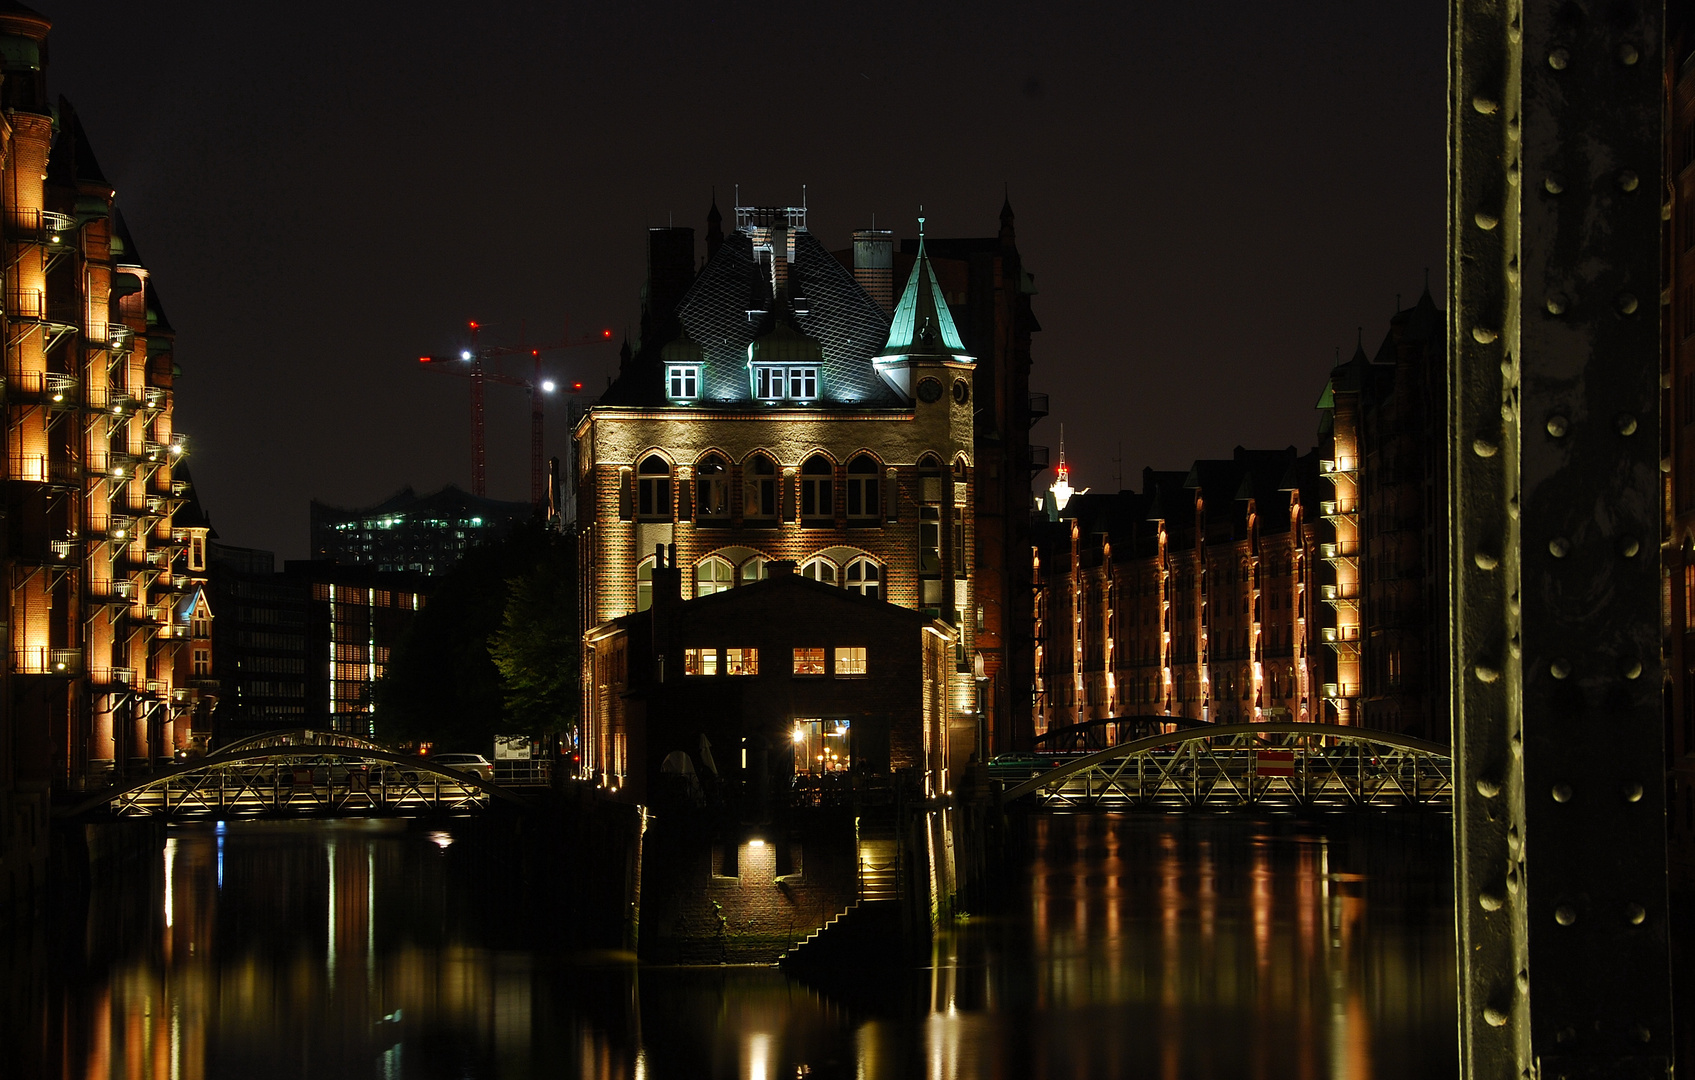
[972,651,989,764]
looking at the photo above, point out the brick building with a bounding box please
[575,200,1022,781]
[1033,448,1329,734]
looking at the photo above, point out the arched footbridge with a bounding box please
[997,722,1452,810]
[59,729,536,820]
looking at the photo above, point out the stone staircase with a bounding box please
[777,899,902,970]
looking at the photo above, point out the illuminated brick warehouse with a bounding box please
[575,198,1042,785]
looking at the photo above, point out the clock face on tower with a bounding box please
[917,377,944,403]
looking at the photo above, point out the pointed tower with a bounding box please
[705,192,723,261]
[872,215,974,399]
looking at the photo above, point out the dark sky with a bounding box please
[44,1,1445,559]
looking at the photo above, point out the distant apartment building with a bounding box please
[310,484,533,575]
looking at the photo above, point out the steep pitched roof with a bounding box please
[877,220,970,362]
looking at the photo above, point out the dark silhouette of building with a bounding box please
[310,484,532,575]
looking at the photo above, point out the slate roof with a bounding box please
[602,228,906,409]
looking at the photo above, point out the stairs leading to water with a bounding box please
[777,899,903,970]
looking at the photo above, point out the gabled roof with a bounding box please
[877,221,971,362]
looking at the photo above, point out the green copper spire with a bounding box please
[876,214,970,360]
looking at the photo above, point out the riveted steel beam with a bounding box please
[1450,0,1672,1076]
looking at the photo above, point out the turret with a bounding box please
[871,215,974,399]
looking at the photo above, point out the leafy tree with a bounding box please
[489,538,579,737]
[373,520,576,750]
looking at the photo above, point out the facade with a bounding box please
[310,484,532,575]
[1033,449,1329,735]
[575,201,1009,781]
[1315,287,1449,740]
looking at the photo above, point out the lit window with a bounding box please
[636,558,654,612]
[744,455,777,520]
[793,648,826,675]
[684,648,718,676]
[696,557,733,597]
[668,365,699,399]
[845,557,881,600]
[739,556,768,585]
[835,647,866,676]
[726,648,759,675]
[801,557,837,585]
[755,365,819,401]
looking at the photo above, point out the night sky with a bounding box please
[44,1,1445,560]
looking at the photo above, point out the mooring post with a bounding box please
[1449,0,1673,1074]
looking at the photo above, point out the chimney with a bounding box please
[650,543,683,680]
[852,229,894,315]
[642,227,696,349]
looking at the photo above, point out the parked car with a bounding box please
[429,753,494,781]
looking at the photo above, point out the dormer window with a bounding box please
[755,365,818,402]
[668,365,699,400]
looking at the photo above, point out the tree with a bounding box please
[489,537,578,737]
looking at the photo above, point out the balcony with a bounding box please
[15,646,81,676]
[86,578,137,604]
[5,208,75,243]
[1320,499,1359,518]
[1321,582,1360,604]
[90,666,135,687]
[1320,541,1360,560]
[5,288,43,321]
[1321,681,1359,700]
[109,326,135,354]
[1028,391,1049,424]
[9,454,81,489]
[1030,444,1051,469]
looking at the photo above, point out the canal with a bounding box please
[5,812,1455,1078]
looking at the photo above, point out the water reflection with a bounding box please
[10,813,1454,1078]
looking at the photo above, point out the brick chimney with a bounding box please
[853,229,894,315]
[650,543,683,681]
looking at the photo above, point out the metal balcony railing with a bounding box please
[1321,681,1359,699]
[1028,391,1050,421]
[1321,582,1361,602]
[1030,444,1051,468]
[1320,541,1360,560]
[1320,499,1359,517]
[15,646,82,675]
[1321,626,1361,644]
[6,289,43,320]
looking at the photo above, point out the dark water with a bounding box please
[7,812,1456,1079]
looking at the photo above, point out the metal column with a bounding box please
[1450,1,1672,1076]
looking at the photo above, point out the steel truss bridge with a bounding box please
[998,722,1452,811]
[59,729,535,820]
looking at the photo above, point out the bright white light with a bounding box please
[427,831,453,850]
[541,380,556,393]
[169,444,183,455]
[792,726,806,743]
[459,350,472,361]
[748,839,765,848]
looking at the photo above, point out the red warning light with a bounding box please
[571,381,583,392]
[602,329,612,339]
[418,356,431,363]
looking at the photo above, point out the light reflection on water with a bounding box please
[9,813,1454,1079]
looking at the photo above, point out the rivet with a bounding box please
[1623,659,1643,680]
[1475,664,1501,683]
[1550,659,1570,679]
[1552,783,1573,803]
[1555,904,1577,926]
[1548,47,1570,69]
[1619,43,1640,65]
[1546,416,1568,437]
[1626,903,1646,925]
[1548,538,1569,558]
[1484,1004,1510,1027]
[1545,177,1564,195]
[1473,438,1498,457]
[1620,536,1640,558]
[1546,296,1566,315]
[1472,96,1499,114]
[1618,293,1640,315]
[1476,776,1501,798]
[1618,170,1640,192]
[1475,551,1499,570]
[1617,413,1638,436]
[1624,782,1644,803]
[1480,890,1505,911]
[1475,211,1500,230]
[1473,326,1500,344]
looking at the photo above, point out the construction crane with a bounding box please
[418,321,609,505]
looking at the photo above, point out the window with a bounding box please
[740,557,767,585]
[696,557,733,597]
[637,455,671,519]
[744,455,777,520]
[846,455,879,520]
[696,455,729,519]
[792,718,850,774]
[801,557,837,585]
[667,365,699,399]
[793,647,826,675]
[636,558,654,612]
[845,557,881,600]
[192,647,210,676]
[800,455,833,520]
[756,365,819,401]
[191,608,210,638]
[835,647,867,676]
[725,648,759,675]
[684,648,718,676]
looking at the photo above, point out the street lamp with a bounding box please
[973,651,989,764]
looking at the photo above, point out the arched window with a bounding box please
[801,557,837,585]
[697,455,729,521]
[739,556,767,585]
[918,455,942,574]
[800,455,833,521]
[637,455,671,520]
[635,557,655,612]
[846,454,879,520]
[744,454,777,521]
[845,556,881,600]
[696,557,733,598]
